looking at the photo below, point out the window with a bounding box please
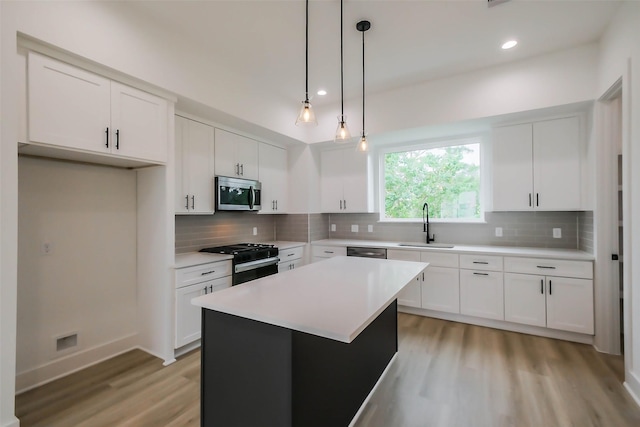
[381,139,482,221]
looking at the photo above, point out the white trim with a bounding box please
[15,333,138,394]
[399,306,594,345]
[1,417,20,427]
[624,370,640,408]
[348,352,398,427]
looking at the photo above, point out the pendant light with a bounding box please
[356,20,371,152]
[296,0,317,126]
[334,0,350,141]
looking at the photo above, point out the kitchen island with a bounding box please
[192,256,428,427]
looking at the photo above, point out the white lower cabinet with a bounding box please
[422,267,460,313]
[504,273,594,334]
[278,246,305,272]
[504,256,594,335]
[175,260,232,348]
[387,249,422,308]
[460,270,504,320]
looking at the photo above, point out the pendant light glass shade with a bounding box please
[296,99,317,126]
[357,134,368,152]
[335,115,351,141]
[296,0,317,126]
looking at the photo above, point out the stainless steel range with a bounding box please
[199,243,279,285]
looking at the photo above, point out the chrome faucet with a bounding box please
[422,203,435,244]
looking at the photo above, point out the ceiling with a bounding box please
[128,0,621,143]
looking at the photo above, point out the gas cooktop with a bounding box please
[199,243,279,264]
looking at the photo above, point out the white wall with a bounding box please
[16,157,138,391]
[597,1,640,404]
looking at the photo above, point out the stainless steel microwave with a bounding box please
[215,176,262,211]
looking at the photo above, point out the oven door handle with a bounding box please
[234,256,280,273]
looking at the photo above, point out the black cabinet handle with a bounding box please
[537,265,556,269]
[536,193,539,207]
[540,279,544,294]
[275,200,278,210]
[203,286,208,294]
[240,164,244,176]
[339,200,343,210]
[549,280,552,295]
[473,261,489,265]
[105,127,109,148]
[209,285,213,293]
[191,195,195,210]
[115,129,120,149]
[185,195,189,210]
[324,251,334,254]
[473,272,489,276]
[529,193,532,207]
[201,270,216,276]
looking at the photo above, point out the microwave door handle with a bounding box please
[249,186,254,210]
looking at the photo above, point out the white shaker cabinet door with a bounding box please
[532,117,581,210]
[185,119,215,213]
[546,276,594,334]
[504,273,547,328]
[175,116,189,214]
[492,123,533,211]
[110,81,168,163]
[421,266,460,314]
[259,143,288,213]
[342,148,369,212]
[28,52,111,153]
[320,149,345,212]
[459,270,504,320]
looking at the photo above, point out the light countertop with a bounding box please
[311,239,594,261]
[192,256,428,343]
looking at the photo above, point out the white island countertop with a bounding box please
[192,256,428,343]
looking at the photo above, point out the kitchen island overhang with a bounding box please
[192,256,429,427]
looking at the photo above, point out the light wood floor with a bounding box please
[16,314,640,427]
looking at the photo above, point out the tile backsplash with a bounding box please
[175,211,593,253]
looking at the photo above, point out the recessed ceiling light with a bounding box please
[502,40,518,50]
[317,89,327,96]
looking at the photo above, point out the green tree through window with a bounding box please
[383,142,481,220]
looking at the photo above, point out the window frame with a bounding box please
[377,136,486,224]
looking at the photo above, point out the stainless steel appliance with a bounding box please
[200,243,279,285]
[215,176,262,211]
[346,247,387,259]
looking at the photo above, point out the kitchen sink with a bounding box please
[397,242,455,249]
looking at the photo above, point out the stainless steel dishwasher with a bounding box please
[346,246,387,259]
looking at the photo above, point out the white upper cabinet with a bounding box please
[27,52,168,164]
[320,147,372,213]
[214,128,258,180]
[492,116,582,211]
[175,116,215,214]
[258,143,288,214]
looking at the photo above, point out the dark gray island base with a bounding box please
[200,300,398,427]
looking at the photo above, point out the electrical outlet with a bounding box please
[252,227,257,236]
[495,227,503,237]
[331,224,336,232]
[42,241,53,255]
[351,224,359,233]
[368,224,373,233]
[553,228,562,238]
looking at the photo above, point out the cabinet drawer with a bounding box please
[504,257,592,279]
[312,245,346,258]
[460,254,503,271]
[279,246,304,262]
[176,260,232,288]
[419,252,459,268]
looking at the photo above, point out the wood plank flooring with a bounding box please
[16,314,640,427]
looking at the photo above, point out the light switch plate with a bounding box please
[553,228,562,238]
[252,227,258,236]
[368,225,373,233]
[351,224,359,233]
[495,227,503,237]
[331,224,336,232]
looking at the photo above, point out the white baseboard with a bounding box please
[174,339,201,359]
[624,370,640,408]
[398,306,594,345]
[15,333,138,394]
[1,416,20,427]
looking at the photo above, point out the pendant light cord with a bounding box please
[305,0,309,102]
[361,27,365,135]
[340,0,344,118]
